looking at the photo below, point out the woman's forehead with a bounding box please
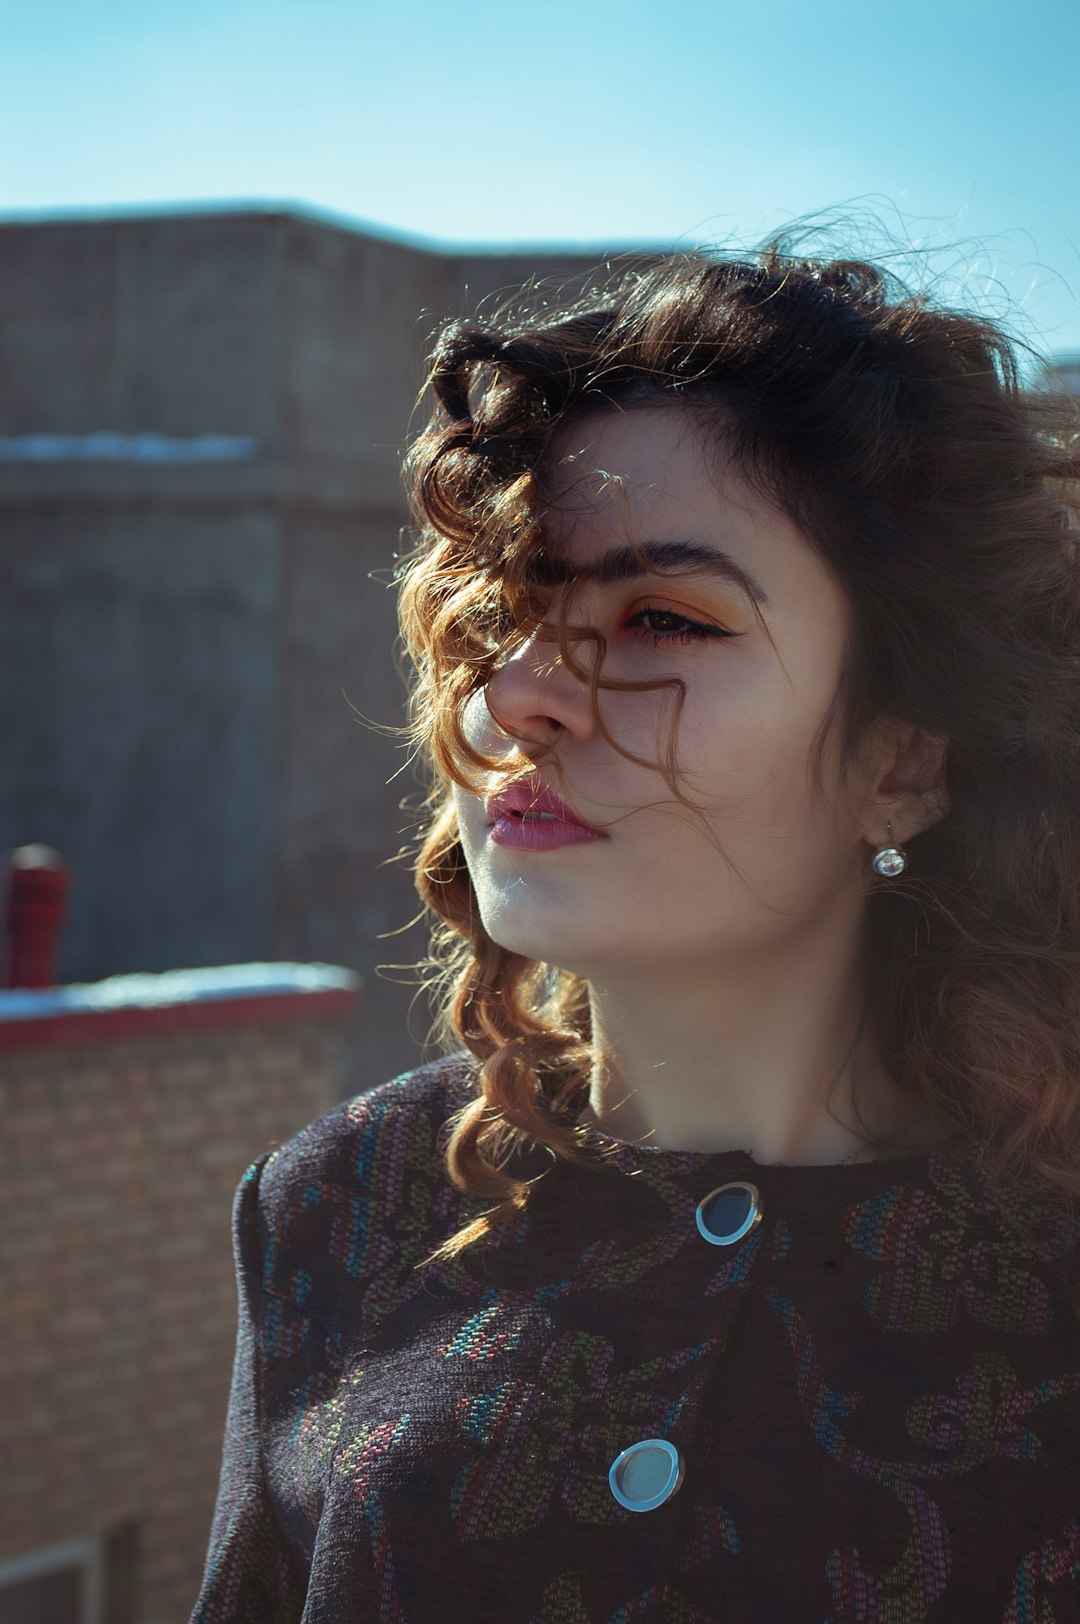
[540,402,713,512]
[535,409,807,590]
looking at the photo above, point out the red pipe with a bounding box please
[4,844,69,988]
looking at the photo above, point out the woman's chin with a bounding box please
[477,914,597,976]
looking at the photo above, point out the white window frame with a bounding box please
[0,1534,104,1624]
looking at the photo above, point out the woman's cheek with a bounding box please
[460,688,496,754]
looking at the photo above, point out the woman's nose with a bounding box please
[483,628,596,748]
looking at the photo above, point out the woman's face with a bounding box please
[450,403,877,978]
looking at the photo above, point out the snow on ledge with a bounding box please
[0,431,262,463]
[0,962,358,1021]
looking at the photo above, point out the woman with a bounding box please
[192,248,1080,1622]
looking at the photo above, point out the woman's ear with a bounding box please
[860,717,950,846]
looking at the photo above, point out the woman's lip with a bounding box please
[484,784,602,830]
[488,812,606,851]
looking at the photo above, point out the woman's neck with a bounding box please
[579,939,949,1165]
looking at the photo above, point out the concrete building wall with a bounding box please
[0,208,609,1092]
[277,213,449,509]
[0,214,282,442]
[0,504,281,982]
[269,507,433,1083]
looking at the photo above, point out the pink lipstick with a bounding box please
[485,779,607,852]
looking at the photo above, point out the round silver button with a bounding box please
[695,1179,762,1246]
[608,1438,685,1512]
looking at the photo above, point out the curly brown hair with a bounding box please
[393,244,1080,1264]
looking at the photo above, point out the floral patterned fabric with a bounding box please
[191,1054,1080,1623]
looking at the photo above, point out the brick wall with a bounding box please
[0,999,353,1623]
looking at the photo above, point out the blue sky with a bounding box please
[3,0,1079,361]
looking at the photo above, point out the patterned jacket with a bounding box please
[191,1053,1080,1623]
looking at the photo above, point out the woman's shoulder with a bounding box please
[255,1049,480,1200]
[240,1051,482,1286]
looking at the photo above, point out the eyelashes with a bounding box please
[482,601,737,648]
[624,606,737,647]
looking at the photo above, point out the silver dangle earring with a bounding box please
[871,819,907,878]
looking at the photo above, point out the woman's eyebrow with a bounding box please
[525,538,771,608]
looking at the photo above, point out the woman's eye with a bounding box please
[478,599,737,649]
[625,606,736,646]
